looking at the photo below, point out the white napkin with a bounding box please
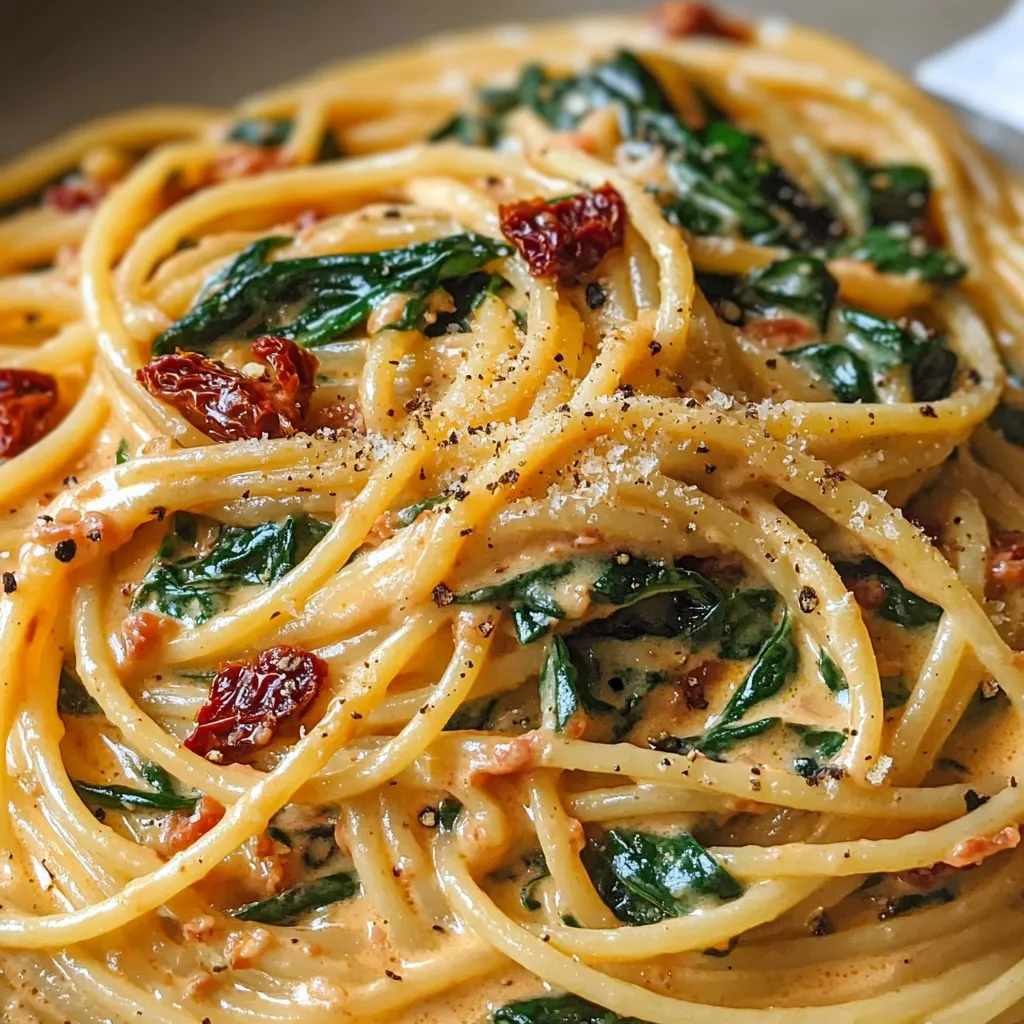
[916,0,1024,134]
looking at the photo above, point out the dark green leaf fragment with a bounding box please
[72,781,197,812]
[493,993,651,1024]
[394,493,450,528]
[834,559,942,627]
[746,256,838,331]
[819,650,847,694]
[846,159,932,228]
[444,696,498,732]
[233,871,359,925]
[58,664,101,716]
[790,724,847,760]
[584,828,742,925]
[989,404,1024,447]
[786,344,875,403]
[718,589,779,660]
[878,887,954,921]
[115,439,130,465]
[881,676,911,709]
[540,635,589,733]
[152,233,512,354]
[833,227,966,285]
[133,513,329,628]
[437,798,463,832]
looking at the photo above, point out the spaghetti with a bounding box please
[1,5,1024,1022]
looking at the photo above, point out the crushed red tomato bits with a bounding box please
[990,531,1024,587]
[137,336,318,443]
[649,2,753,41]
[184,645,328,763]
[499,184,626,284]
[0,368,59,458]
[43,176,108,213]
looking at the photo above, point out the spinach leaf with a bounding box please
[745,256,838,331]
[819,650,847,694]
[878,887,954,921]
[437,798,463,832]
[115,438,130,465]
[540,635,591,733]
[72,781,197,812]
[493,993,651,1024]
[834,559,942,627]
[713,609,798,728]
[444,696,498,732]
[786,344,875,403]
[653,716,780,761]
[832,227,966,285]
[790,724,847,760]
[58,664,101,716]
[520,853,551,912]
[846,160,932,228]
[394,493,450,528]
[233,871,359,926]
[152,233,512,354]
[456,562,574,645]
[881,676,910,709]
[910,343,958,402]
[227,116,342,161]
[424,272,508,337]
[583,827,742,925]
[133,512,329,628]
[717,589,779,660]
[989,404,1024,447]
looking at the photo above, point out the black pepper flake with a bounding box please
[809,910,834,937]
[798,586,819,613]
[432,583,455,607]
[919,405,938,418]
[478,620,494,637]
[385,970,402,981]
[649,340,662,355]
[964,789,989,813]
[86,530,102,543]
[704,464,716,474]
[149,506,166,521]
[2,572,16,594]
[498,469,520,486]
[54,539,77,563]
[585,282,606,309]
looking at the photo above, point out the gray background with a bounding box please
[0,0,1018,163]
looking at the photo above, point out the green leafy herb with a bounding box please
[819,650,847,693]
[540,635,589,733]
[72,781,197,812]
[58,664,101,716]
[227,116,341,161]
[713,609,798,729]
[520,854,551,912]
[832,227,966,285]
[989,404,1024,447]
[444,696,498,732]
[717,589,779,660]
[493,993,651,1024]
[437,798,463,832]
[583,827,742,926]
[424,272,508,337]
[786,344,875,403]
[745,257,838,331]
[834,559,942,627]
[790,724,847,760]
[878,887,954,921]
[394,493,450,528]
[845,160,932,228]
[152,233,512,354]
[115,438,130,465]
[881,676,911,709]
[232,871,359,925]
[687,716,781,760]
[133,512,329,627]
[456,562,574,645]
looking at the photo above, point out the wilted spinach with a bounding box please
[232,870,359,925]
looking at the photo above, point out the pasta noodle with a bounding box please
[1,5,1024,1022]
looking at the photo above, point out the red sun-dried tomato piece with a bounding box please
[649,2,753,41]
[499,185,627,284]
[0,369,58,458]
[137,338,319,443]
[990,531,1024,588]
[43,176,107,213]
[185,645,328,763]
[746,316,818,350]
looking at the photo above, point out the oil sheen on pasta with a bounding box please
[1,4,1024,1023]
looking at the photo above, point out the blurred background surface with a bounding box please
[0,0,1020,165]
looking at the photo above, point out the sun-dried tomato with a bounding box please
[499,185,627,284]
[990,531,1024,587]
[0,369,58,458]
[137,337,319,443]
[43,176,107,213]
[184,645,327,762]
[746,316,818,350]
[649,2,753,41]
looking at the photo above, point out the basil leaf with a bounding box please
[152,233,512,354]
[232,871,359,925]
[786,344,876,403]
[73,781,197,812]
[878,887,954,921]
[493,994,651,1024]
[58,664,101,716]
[584,828,742,925]
[133,512,329,628]
[834,559,942,627]
[714,608,798,728]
